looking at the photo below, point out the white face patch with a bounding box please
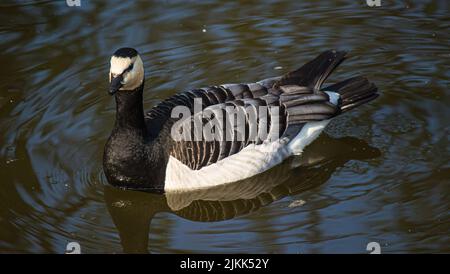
[109,55,144,91]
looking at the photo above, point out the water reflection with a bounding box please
[105,134,380,253]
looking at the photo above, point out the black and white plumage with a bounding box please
[103,48,378,192]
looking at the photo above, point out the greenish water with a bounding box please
[0,0,448,253]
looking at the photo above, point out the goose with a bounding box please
[103,48,378,192]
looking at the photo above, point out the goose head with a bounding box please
[109,47,144,95]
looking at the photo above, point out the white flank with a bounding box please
[164,139,290,192]
[164,90,341,192]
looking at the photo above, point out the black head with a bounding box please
[113,47,138,58]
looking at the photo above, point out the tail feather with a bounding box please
[323,76,378,112]
[271,50,378,129]
[273,50,347,90]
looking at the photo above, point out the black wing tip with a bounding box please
[273,49,349,90]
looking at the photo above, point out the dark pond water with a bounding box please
[0,0,449,253]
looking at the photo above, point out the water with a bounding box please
[0,0,449,253]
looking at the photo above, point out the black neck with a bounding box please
[114,84,146,134]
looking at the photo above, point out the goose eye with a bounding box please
[123,63,134,74]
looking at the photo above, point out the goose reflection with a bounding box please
[104,133,380,253]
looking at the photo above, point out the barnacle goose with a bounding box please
[103,48,378,192]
